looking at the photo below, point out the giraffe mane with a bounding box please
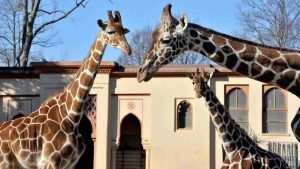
[189,23,300,53]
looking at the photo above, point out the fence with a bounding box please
[268,142,298,169]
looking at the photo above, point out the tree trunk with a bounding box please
[19,41,31,67]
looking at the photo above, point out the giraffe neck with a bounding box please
[65,32,107,124]
[200,83,255,158]
[187,23,300,97]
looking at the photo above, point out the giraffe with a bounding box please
[188,68,289,169]
[0,11,131,169]
[137,4,300,141]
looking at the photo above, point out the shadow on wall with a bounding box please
[0,79,40,95]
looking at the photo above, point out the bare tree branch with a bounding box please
[237,0,300,50]
[33,0,85,38]
[0,0,88,67]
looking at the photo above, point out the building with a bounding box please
[0,62,299,169]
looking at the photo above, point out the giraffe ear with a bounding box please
[176,13,188,33]
[97,19,107,30]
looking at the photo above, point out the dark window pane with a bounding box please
[275,89,285,109]
[237,89,247,108]
[266,123,287,133]
[227,89,237,109]
[230,111,248,122]
[266,111,287,122]
[177,100,192,129]
[265,89,275,109]
[263,88,287,134]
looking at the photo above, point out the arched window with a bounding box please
[177,100,193,130]
[263,87,287,133]
[226,87,248,131]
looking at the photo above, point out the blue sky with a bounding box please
[43,0,241,62]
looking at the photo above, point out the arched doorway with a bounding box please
[116,114,145,169]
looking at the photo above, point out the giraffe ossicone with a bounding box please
[0,10,131,169]
[137,3,300,142]
[188,68,289,168]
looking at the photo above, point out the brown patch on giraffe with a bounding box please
[251,63,263,76]
[48,106,62,122]
[43,143,55,157]
[96,40,104,50]
[256,70,275,83]
[42,121,60,141]
[0,121,12,130]
[70,81,79,98]
[259,47,280,59]
[11,118,23,127]
[225,143,236,154]
[219,124,226,133]
[84,59,89,68]
[66,94,72,111]
[232,153,241,162]
[47,99,57,108]
[236,62,249,76]
[52,131,67,151]
[11,139,21,151]
[51,152,62,166]
[272,58,288,73]
[239,45,256,62]
[221,134,231,142]
[241,159,252,168]
[202,42,216,55]
[1,142,10,154]
[58,92,66,105]
[225,54,238,69]
[71,99,81,113]
[257,55,271,67]
[214,116,222,125]
[92,51,101,61]
[283,54,300,70]
[77,87,87,100]
[59,104,67,118]
[80,72,92,87]
[222,46,233,54]
[20,128,29,142]
[88,58,99,72]
[212,36,226,46]
[228,39,244,51]
[19,150,30,160]
[61,145,75,159]
[61,119,74,134]
[23,118,31,125]
[39,106,49,115]
[276,74,292,89]
[35,114,47,124]
[231,163,239,169]
[16,123,27,133]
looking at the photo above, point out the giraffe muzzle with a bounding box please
[137,68,152,83]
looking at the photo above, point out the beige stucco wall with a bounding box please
[109,77,212,169]
[0,66,299,169]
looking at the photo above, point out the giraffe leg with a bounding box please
[291,107,300,142]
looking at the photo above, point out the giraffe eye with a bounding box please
[192,82,195,85]
[107,31,116,34]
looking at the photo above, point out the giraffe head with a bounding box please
[187,68,210,98]
[97,10,131,55]
[137,4,190,82]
